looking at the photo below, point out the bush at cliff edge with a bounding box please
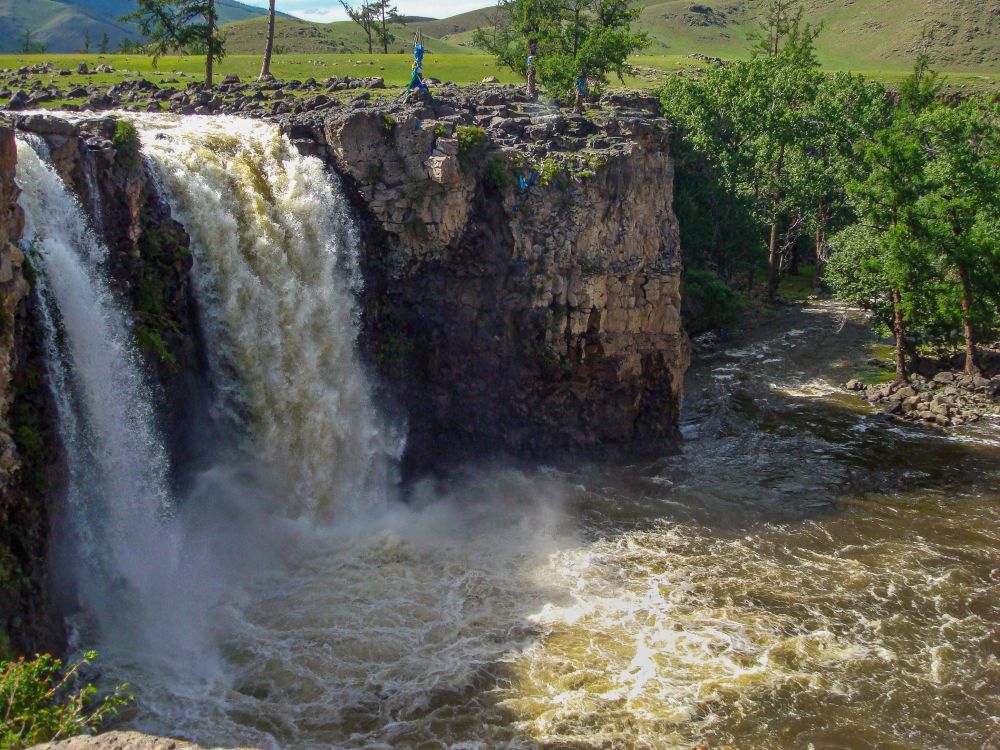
[1,651,131,749]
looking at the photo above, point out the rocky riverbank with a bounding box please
[847,350,1000,427]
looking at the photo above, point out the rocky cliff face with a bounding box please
[288,88,689,473]
[0,123,59,656]
[0,94,688,651]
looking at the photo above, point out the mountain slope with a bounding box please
[0,0,273,53]
[426,0,1000,72]
[222,15,481,55]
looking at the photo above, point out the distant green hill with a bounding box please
[0,0,274,53]
[222,15,482,56]
[237,0,997,73]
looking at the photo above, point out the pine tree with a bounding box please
[122,0,225,85]
[341,0,375,54]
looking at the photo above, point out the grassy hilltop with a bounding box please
[221,0,1000,75]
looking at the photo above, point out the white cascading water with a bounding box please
[15,138,180,647]
[135,116,397,515]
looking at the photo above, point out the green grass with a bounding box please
[0,43,995,114]
[222,16,480,56]
[0,52,526,110]
[777,265,817,303]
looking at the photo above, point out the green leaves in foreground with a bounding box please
[1,651,132,750]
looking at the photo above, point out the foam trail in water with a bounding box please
[15,137,180,649]
[135,115,397,516]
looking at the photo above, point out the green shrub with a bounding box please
[111,121,139,172]
[483,155,509,191]
[0,651,131,750]
[456,125,486,163]
[682,267,745,335]
[380,114,395,143]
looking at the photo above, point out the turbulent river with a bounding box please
[15,117,1000,750]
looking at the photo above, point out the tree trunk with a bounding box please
[892,287,908,384]
[765,143,785,305]
[574,87,583,114]
[205,0,215,86]
[813,223,824,293]
[527,38,537,100]
[957,263,981,375]
[260,0,276,79]
[766,221,781,303]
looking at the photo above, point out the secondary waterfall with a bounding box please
[15,137,178,644]
[136,116,396,515]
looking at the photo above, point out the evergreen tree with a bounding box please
[98,32,109,54]
[341,0,376,54]
[18,29,47,54]
[122,0,225,85]
[916,98,1000,373]
[476,0,646,110]
[374,0,398,54]
[83,30,91,53]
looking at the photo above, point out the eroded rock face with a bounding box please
[0,124,28,490]
[290,93,689,472]
[0,123,60,656]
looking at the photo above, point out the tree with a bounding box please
[798,72,891,291]
[840,60,940,383]
[374,0,398,54]
[476,0,646,110]
[916,98,1000,374]
[341,0,375,54]
[748,0,820,63]
[260,0,276,78]
[98,32,109,54]
[83,30,91,53]
[122,0,225,85]
[18,29,47,54]
[473,0,556,100]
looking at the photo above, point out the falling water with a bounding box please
[135,116,397,515]
[15,137,178,646]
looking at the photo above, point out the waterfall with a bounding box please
[135,116,396,516]
[15,137,179,641]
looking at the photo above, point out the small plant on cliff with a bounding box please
[0,651,131,750]
[456,125,486,165]
[483,155,510,191]
[381,114,396,143]
[111,121,140,172]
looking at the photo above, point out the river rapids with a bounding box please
[14,116,1000,750]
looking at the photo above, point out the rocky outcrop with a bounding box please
[31,730,256,750]
[848,364,1000,427]
[287,90,689,472]
[0,125,28,491]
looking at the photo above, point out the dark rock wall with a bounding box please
[0,124,60,657]
[0,101,689,651]
[294,95,689,474]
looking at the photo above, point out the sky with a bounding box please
[238,0,488,23]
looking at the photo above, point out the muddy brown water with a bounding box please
[111,300,998,750]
